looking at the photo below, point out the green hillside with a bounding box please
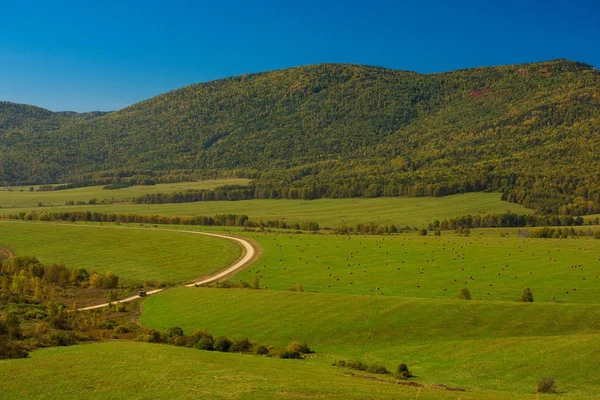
[0,341,540,400]
[1,59,599,213]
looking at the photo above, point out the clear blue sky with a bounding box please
[2,0,598,112]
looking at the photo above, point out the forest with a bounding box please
[1,59,599,214]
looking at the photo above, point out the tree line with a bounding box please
[1,211,320,231]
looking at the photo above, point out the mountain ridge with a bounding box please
[1,59,599,214]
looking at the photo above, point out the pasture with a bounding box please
[140,288,600,397]
[0,221,242,283]
[233,230,600,303]
[0,178,251,207]
[2,192,532,228]
[0,341,565,400]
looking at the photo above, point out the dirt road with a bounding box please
[78,230,257,311]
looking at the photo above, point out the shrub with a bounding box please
[98,320,116,329]
[458,288,471,300]
[166,327,184,338]
[287,341,311,354]
[346,359,368,371]
[230,338,253,353]
[48,331,76,346]
[0,338,29,359]
[519,287,534,302]
[537,377,556,393]
[194,337,214,351]
[114,325,129,334]
[367,364,390,375]
[214,336,232,352]
[396,363,413,379]
[170,335,189,347]
[332,360,346,368]
[595,231,600,239]
[115,303,126,312]
[147,329,163,343]
[35,322,50,336]
[192,329,213,341]
[254,344,269,355]
[416,228,428,236]
[280,350,302,359]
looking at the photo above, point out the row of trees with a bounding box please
[1,211,320,231]
[430,213,587,230]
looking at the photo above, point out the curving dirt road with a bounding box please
[78,230,257,311]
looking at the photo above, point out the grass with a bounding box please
[0,341,560,400]
[230,230,600,303]
[1,192,532,228]
[0,178,251,207]
[0,221,242,283]
[140,288,600,397]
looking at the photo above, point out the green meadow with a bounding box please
[0,221,241,283]
[140,288,600,397]
[0,341,549,400]
[0,178,251,207]
[2,192,532,228]
[232,230,600,303]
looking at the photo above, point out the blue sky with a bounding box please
[1,0,598,111]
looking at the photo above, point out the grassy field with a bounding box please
[140,288,600,397]
[0,221,242,283]
[1,192,532,228]
[0,178,251,207]
[0,341,565,400]
[228,230,600,303]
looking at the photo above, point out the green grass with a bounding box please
[140,288,600,397]
[231,230,600,303]
[2,192,532,228]
[0,221,242,283]
[0,341,561,400]
[0,178,251,207]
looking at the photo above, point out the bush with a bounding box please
[519,287,534,302]
[416,228,428,236]
[214,336,232,352]
[0,338,29,359]
[194,337,214,351]
[254,344,269,355]
[287,341,311,354]
[396,363,413,379]
[98,320,116,329]
[165,327,184,338]
[332,360,346,368]
[346,359,368,371]
[537,377,556,393]
[115,303,126,312]
[458,288,471,300]
[230,338,253,353]
[48,331,76,346]
[170,335,189,347]
[114,325,129,334]
[192,329,213,341]
[280,350,302,359]
[367,364,390,375]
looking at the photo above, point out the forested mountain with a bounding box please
[1,59,599,214]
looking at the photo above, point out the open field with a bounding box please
[230,230,600,303]
[140,288,600,397]
[0,178,251,207]
[0,221,242,283]
[0,341,550,400]
[1,192,533,228]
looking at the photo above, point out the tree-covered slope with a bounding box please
[1,59,599,213]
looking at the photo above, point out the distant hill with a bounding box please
[1,59,599,214]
